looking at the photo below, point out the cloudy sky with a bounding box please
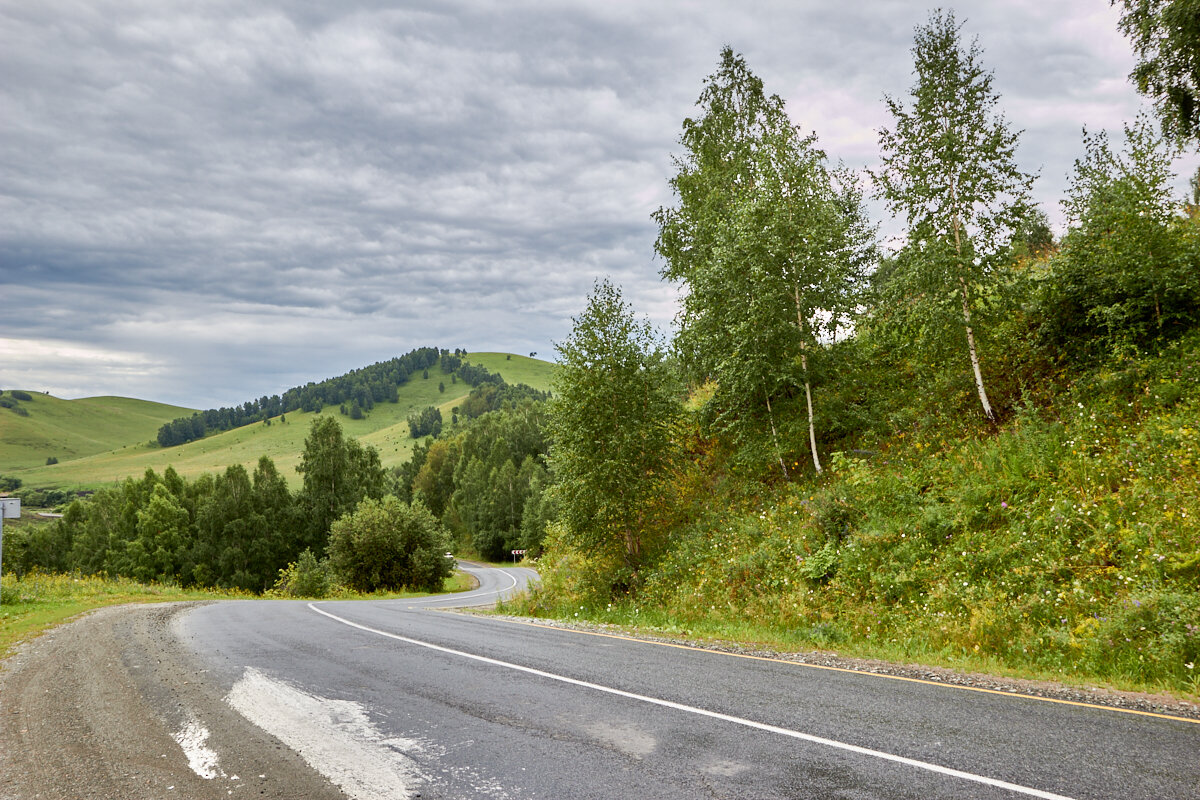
[1,0,1192,408]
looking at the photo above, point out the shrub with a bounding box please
[271,548,332,598]
[327,496,452,592]
[9,390,32,401]
[45,456,58,466]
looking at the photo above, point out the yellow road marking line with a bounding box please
[484,616,1200,725]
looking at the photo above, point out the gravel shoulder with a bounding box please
[0,602,343,800]
[484,612,1200,722]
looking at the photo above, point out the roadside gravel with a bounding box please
[485,613,1200,722]
[0,602,342,800]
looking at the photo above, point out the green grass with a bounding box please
[0,393,194,471]
[0,568,482,660]
[465,352,556,392]
[5,354,555,491]
[0,572,247,659]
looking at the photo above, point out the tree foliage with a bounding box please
[327,496,452,592]
[1114,0,1200,143]
[548,280,678,581]
[655,46,874,476]
[1047,115,1200,352]
[296,416,388,554]
[873,9,1034,421]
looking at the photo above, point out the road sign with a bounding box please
[0,498,19,518]
[0,497,20,604]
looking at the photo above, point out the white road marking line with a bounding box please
[403,567,520,606]
[226,667,426,800]
[172,719,225,780]
[308,603,1076,800]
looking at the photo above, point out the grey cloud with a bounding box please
[0,0,1179,406]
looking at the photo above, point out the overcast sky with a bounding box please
[1,1,1193,408]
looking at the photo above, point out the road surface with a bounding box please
[2,562,1197,799]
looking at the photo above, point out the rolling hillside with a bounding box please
[0,393,195,470]
[2,353,554,491]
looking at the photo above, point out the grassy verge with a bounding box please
[1,568,482,661]
[517,336,1200,701]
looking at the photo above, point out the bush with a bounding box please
[9,390,32,401]
[327,497,452,592]
[271,548,332,598]
[45,456,58,466]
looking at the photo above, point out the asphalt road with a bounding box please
[170,563,1200,800]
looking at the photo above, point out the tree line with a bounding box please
[155,347,511,447]
[5,416,452,593]
[5,363,554,591]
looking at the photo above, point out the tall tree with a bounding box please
[720,127,874,474]
[548,280,678,583]
[296,416,387,554]
[656,46,873,476]
[1114,0,1200,143]
[874,9,1034,422]
[654,46,790,385]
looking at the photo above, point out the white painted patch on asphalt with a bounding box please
[226,667,426,800]
[309,603,1079,800]
[585,720,657,758]
[172,720,225,780]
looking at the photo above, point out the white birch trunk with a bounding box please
[959,276,995,421]
[764,391,790,479]
[793,287,823,474]
[801,350,823,474]
[951,198,996,423]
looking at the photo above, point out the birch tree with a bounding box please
[720,128,874,474]
[548,280,678,582]
[656,47,873,477]
[873,10,1034,422]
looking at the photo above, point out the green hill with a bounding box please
[0,393,195,470]
[3,353,555,491]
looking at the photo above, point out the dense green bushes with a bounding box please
[327,497,452,592]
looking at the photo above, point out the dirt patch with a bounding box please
[0,602,343,800]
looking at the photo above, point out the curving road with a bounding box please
[3,563,1198,799]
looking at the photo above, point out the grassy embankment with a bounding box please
[2,353,553,491]
[515,334,1200,699]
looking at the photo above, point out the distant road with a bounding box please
[3,562,1197,799]
[414,559,539,608]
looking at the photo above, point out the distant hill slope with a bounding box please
[4,353,555,491]
[0,393,195,471]
[461,352,554,392]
